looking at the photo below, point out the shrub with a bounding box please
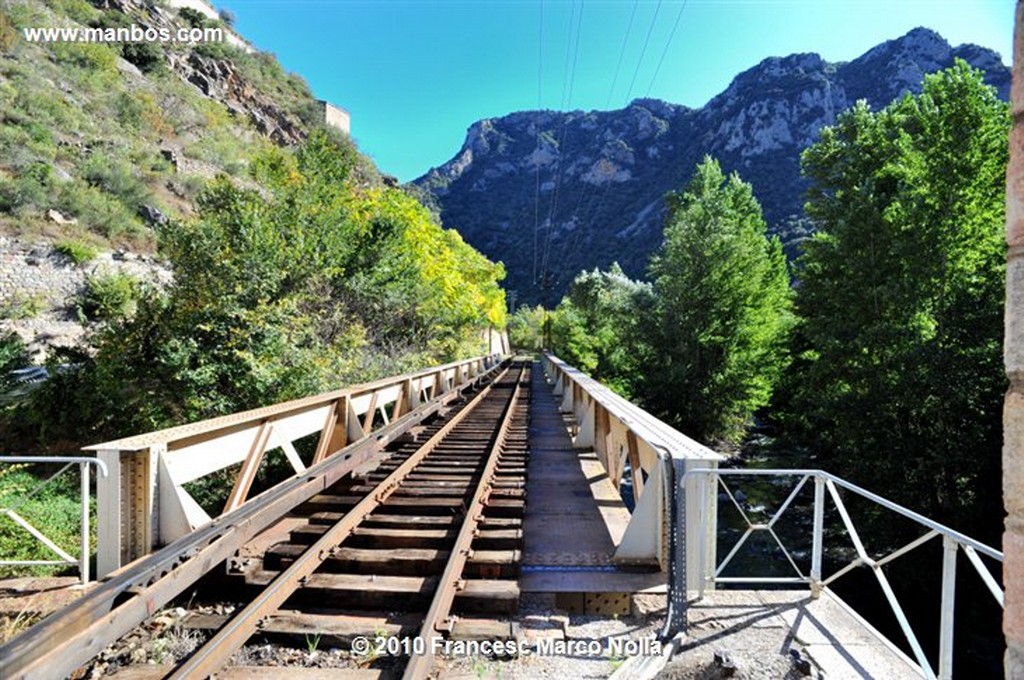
[116,91,170,136]
[79,271,140,321]
[80,152,150,210]
[177,7,215,29]
[56,180,145,239]
[0,293,47,320]
[0,11,17,53]
[0,174,47,215]
[121,42,165,74]
[13,89,78,133]
[54,238,98,264]
[51,43,118,72]
[192,41,235,62]
[0,332,29,393]
[45,0,98,24]
[0,177,24,213]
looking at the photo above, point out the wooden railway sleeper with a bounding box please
[166,364,522,679]
[403,366,526,680]
[0,360,508,680]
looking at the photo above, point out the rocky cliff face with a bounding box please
[415,28,1010,305]
[106,0,309,145]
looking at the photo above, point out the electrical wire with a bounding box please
[646,0,688,98]
[540,0,585,283]
[533,0,544,285]
[623,0,662,104]
[605,0,639,109]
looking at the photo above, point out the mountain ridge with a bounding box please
[414,27,1011,306]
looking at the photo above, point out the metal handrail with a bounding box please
[0,456,108,583]
[542,352,720,462]
[682,468,1003,680]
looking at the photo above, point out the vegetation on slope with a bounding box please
[0,0,323,250]
[8,131,505,445]
[0,1,507,446]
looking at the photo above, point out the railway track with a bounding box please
[0,360,530,679]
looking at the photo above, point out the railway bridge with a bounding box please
[0,352,1005,679]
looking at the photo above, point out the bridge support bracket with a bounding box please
[661,457,688,638]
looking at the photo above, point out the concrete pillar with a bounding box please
[1007,4,1024,676]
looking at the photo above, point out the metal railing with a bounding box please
[683,468,1003,680]
[85,353,505,576]
[0,456,108,583]
[541,353,722,571]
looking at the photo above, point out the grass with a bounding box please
[0,292,47,320]
[0,606,41,644]
[78,271,141,321]
[305,632,321,654]
[0,465,96,579]
[53,238,98,264]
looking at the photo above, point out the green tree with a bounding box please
[507,305,546,351]
[14,131,506,442]
[549,264,652,397]
[643,157,793,444]
[0,332,29,396]
[787,61,1007,533]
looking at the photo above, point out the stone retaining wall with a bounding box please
[0,237,171,361]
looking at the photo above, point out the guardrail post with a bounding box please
[80,461,90,583]
[696,468,710,597]
[96,449,121,576]
[575,393,595,449]
[0,457,107,583]
[662,457,689,636]
[96,446,158,576]
[939,535,958,679]
[811,475,825,597]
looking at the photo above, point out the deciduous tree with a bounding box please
[643,157,792,444]
[786,61,1007,533]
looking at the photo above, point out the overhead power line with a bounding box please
[623,0,662,104]
[605,0,639,109]
[533,0,544,285]
[540,0,585,284]
[646,0,688,98]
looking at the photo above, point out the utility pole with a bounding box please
[540,270,553,349]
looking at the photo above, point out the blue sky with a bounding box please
[222,1,1014,182]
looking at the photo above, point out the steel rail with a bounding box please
[403,366,526,680]
[0,362,505,680]
[169,364,518,678]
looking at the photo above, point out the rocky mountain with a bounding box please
[414,28,1011,306]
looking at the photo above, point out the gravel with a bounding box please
[439,593,668,679]
[75,593,671,678]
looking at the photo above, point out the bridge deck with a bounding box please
[519,360,924,678]
[673,589,922,678]
[521,363,664,596]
